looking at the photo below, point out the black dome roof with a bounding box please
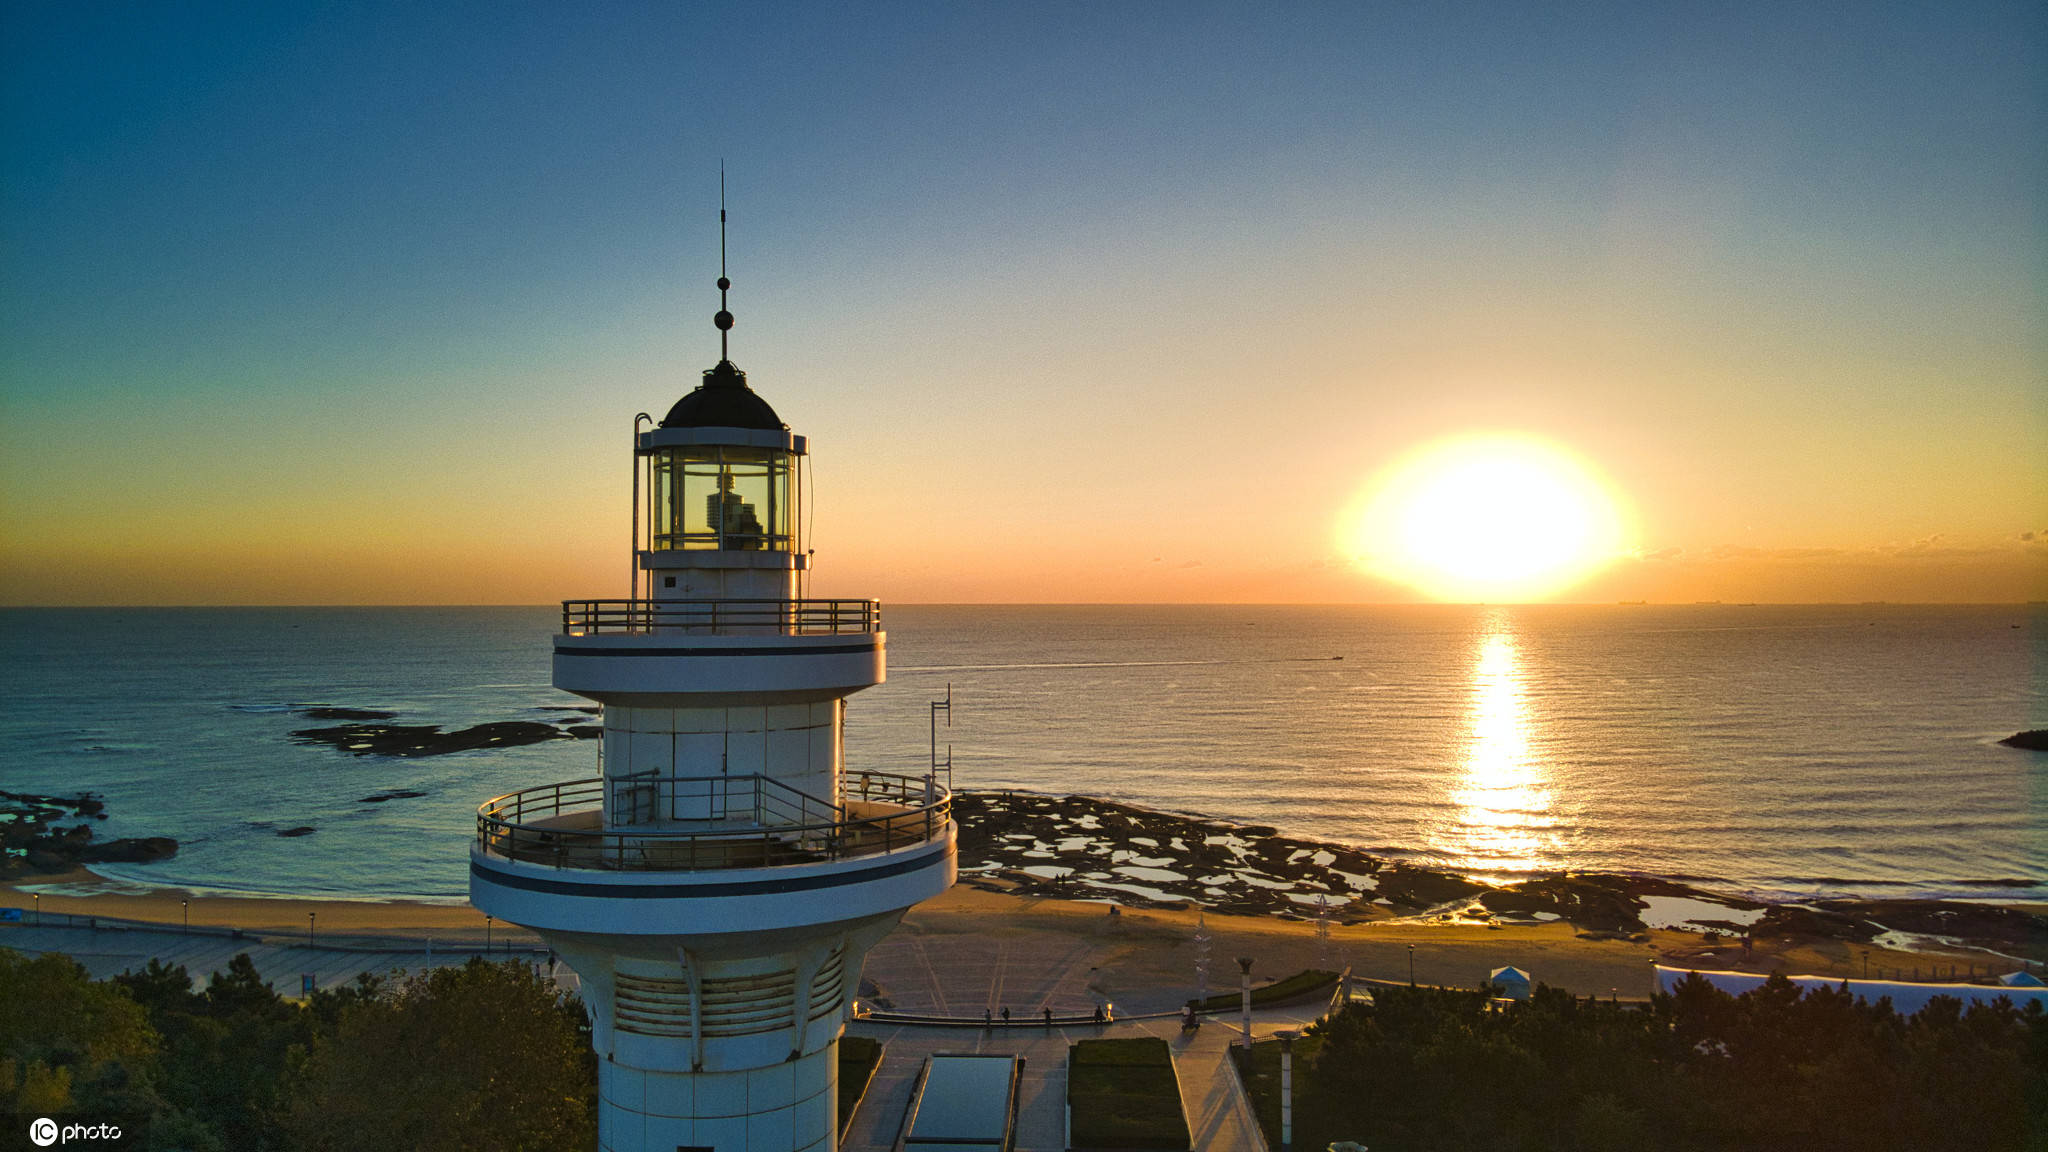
[659,360,785,430]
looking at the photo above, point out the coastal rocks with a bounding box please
[357,790,428,803]
[1,789,106,822]
[1374,864,1489,910]
[291,720,598,757]
[277,826,317,838]
[1483,874,1741,934]
[1,790,177,877]
[956,791,1496,921]
[949,791,1805,938]
[1997,729,2048,751]
[300,707,399,721]
[1814,900,2047,954]
[78,836,179,862]
[1751,904,1882,943]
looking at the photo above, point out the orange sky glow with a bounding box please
[3,6,2042,606]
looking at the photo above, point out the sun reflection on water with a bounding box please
[1434,613,1562,876]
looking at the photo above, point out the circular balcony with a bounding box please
[553,599,885,699]
[469,772,956,938]
[561,598,878,636]
[475,772,947,872]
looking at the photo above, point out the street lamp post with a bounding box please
[1237,957,1255,1050]
[181,898,189,934]
[1408,943,1415,986]
[485,915,493,952]
[32,894,39,926]
[307,911,315,945]
[1276,1029,1300,1152]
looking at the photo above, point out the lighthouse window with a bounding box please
[649,446,796,552]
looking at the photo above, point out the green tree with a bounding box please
[283,958,594,1152]
[0,948,162,1117]
[174,955,308,1150]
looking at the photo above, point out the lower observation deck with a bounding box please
[468,772,956,938]
[476,772,947,872]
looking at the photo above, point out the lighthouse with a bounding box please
[469,212,956,1152]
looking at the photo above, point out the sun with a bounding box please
[1341,433,1630,602]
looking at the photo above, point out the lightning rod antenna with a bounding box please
[714,164,734,361]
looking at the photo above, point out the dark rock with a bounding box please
[290,720,580,757]
[78,836,178,863]
[0,791,175,876]
[277,826,317,838]
[1814,899,2048,954]
[564,725,602,739]
[1752,904,1880,943]
[1375,864,1489,910]
[357,789,429,803]
[1478,874,1649,932]
[1997,729,2048,751]
[300,707,400,721]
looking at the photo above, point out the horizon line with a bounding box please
[4,600,2043,610]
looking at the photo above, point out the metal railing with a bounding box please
[475,771,949,873]
[561,598,880,635]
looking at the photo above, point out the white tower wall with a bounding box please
[472,289,951,1151]
[601,701,842,824]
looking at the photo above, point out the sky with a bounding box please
[2,1,2042,605]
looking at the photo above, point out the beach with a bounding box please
[8,863,2034,1007]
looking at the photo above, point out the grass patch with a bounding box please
[1194,968,1340,1012]
[838,1034,882,1136]
[1068,1036,1191,1150]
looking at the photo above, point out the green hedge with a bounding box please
[1068,1036,1191,1150]
[1194,967,1339,1012]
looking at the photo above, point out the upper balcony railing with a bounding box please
[561,598,880,636]
[475,770,949,873]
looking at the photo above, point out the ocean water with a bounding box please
[1,604,2042,903]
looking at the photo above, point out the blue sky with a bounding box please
[3,1,2041,602]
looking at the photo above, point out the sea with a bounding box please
[2,604,2042,905]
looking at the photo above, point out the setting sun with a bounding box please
[1343,433,1630,602]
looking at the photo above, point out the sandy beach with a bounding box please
[6,865,2028,1005]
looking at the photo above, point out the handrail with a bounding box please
[561,598,880,636]
[475,771,949,873]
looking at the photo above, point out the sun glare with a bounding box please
[1342,433,1629,602]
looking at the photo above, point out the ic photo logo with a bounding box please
[26,1117,124,1147]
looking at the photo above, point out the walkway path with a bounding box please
[1,919,546,994]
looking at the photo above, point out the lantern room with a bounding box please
[634,358,809,602]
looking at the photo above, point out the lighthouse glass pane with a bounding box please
[649,447,794,551]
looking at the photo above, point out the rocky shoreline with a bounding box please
[289,707,600,757]
[16,712,2044,966]
[949,791,2047,962]
[0,790,177,879]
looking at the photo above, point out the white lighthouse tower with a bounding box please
[470,214,956,1152]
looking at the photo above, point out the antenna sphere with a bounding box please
[717,277,731,290]
[714,310,735,331]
